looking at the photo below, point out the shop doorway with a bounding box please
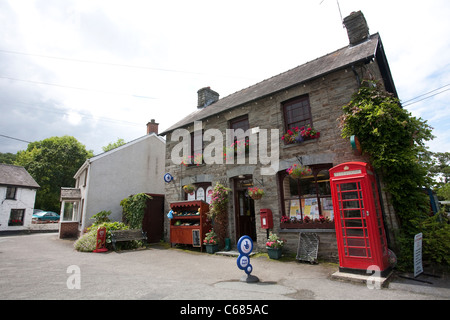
[233,175,256,242]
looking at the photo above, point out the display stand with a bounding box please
[169,200,210,252]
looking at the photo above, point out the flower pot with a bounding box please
[267,247,282,260]
[250,194,262,200]
[205,244,219,254]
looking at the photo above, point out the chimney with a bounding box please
[197,87,219,109]
[146,119,159,135]
[343,11,370,46]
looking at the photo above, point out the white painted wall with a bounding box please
[0,186,37,231]
[79,133,165,230]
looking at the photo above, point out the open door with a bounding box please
[234,176,256,242]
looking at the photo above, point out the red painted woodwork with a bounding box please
[329,162,390,273]
[169,200,211,252]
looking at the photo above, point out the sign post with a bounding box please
[93,227,108,253]
[414,233,423,277]
[236,235,259,283]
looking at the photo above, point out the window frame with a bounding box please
[6,186,17,200]
[282,95,313,135]
[9,209,25,226]
[279,164,333,221]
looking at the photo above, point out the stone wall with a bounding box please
[163,59,397,260]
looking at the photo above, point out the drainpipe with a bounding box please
[351,65,361,87]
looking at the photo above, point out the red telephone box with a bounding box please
[329,162,390,275]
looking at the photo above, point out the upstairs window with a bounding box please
[6,187,17,200]
[282,95,312,132]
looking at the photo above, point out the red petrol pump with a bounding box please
[329,162,390,275]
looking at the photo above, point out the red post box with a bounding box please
[329,162,390,275]
[260,209,273,229]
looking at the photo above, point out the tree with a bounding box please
[102,138,126,152]
[15,136,93,212]
[0,152,16,164]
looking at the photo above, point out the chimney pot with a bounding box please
[146,119,159,135]
[343,11,370,46]
[197,87,219,109]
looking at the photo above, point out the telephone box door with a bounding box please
[330,162,390,274]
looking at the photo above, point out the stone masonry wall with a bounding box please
[164,60,397,260]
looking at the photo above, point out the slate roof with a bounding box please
[161,33,381,135]
[60,187,81,200]
[0,163,40,189]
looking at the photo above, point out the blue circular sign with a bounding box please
[237,236,254,275]
[237,236,253,255]
[163,173,173,183]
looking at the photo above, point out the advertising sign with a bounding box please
[414,233,423,277]
[93,227,108,253]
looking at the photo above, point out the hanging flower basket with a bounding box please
[182,184,196,194]
[286,164,312,179]
[248,187,264,200]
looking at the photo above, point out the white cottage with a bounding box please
[0,164,40,232]
[60,120,166,238]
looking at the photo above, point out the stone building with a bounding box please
[161,11,398,260]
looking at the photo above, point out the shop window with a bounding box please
[185,182,213,204]
[9,209,25,226]
[280,164,333,223]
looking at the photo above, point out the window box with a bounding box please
[280,221,335,230]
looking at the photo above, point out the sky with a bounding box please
[1,0,449,156]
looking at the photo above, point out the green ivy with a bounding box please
[120,193,152,229]
[339,81,437,269]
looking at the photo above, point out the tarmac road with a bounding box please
[0,233,448,302]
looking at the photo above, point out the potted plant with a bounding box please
[203,229,219,254]
[248,187,265,200]
[286,164,312,179]
[266,232,286,260]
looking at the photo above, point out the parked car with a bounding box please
[32,211,60,222]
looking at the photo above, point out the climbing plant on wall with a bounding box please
[338,80,436,269]
[120,193,152,229]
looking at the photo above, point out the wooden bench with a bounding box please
[110,229,147,250]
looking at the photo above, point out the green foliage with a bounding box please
[0,152,16,164]
[339,81,438,268]
[102,138,126,152]
[75,221,130,252]
[14,136,93,212]
[90,210,112,224]
[415,212,450,265]
[120,193,152,229]
[208,183,231,219]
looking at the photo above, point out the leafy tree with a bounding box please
[0,152,17,164]
[102,138,126,152]
[15,136,93,212]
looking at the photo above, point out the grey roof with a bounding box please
[60,187,81,200]
[0,164,40,189]
[161,33,380,135]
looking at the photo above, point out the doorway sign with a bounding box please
[236,235,259,283]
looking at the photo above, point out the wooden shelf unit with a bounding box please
[169,200,210,251]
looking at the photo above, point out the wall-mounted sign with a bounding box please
[350,135,362,155]
[164,173,174,183]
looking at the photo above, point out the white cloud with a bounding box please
[1,0,450,155]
